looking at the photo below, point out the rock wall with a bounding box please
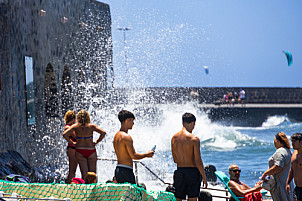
[0,0,113,166]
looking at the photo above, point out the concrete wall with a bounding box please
[0,0,113,166]
[109,87,302,104]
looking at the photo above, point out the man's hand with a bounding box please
[260,173,266,181]
[285,184,291,195]
[146,151,155,158]
[256,180,263,185]
[254,182,262,191]
[203,180,208,189]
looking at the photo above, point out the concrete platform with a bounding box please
[198,103,302,108]
[197,103,302,127]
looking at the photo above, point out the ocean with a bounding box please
[82,102,300,193]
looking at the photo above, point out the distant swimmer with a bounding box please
[113,110,154,184]
[63,110,78,184]
[63,110,106,179]
[171,113,208,201]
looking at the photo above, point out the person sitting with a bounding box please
[85,172,97,184]
[228,164,262,200]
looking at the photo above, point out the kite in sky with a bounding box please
[282,50,293,66]
[203,65,209,75]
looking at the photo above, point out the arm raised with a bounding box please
[125,135,154,160]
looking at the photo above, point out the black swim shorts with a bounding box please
[294,186,302,200]
[173,167,202,199]
[114,166,135,185]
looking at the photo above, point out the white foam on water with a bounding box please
[83,102,260,192]
[261,115,289,127]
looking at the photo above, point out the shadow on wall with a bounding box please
[44,63,59,117]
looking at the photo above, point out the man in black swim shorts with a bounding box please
[294,187,302,201]
[113,110,154,184]
[171,113,208,200]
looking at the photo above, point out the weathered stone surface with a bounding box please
[0,0,113,168]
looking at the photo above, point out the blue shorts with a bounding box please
[173,167,202,199]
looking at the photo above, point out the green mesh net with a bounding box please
[0,180,176,201]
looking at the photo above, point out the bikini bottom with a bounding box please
[76,148,96,158]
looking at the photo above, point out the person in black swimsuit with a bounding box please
[64,110,78,184]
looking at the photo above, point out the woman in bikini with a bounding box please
[64,110,78,184]
[63,110,106,179]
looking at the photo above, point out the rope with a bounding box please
[97,158,171,185]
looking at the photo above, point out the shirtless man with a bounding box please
[228,164,262,198]
[171,113,208,201]
[113,110,154,184]
[286,133,302,201]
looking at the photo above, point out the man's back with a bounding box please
[292,150,302,186]
[171,113,207,200]
[172,129,199,167]
[113,131,133,167]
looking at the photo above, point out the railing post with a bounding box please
[135,161,139,185]
[226,189,229,201]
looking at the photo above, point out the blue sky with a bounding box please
[100,0,302,87]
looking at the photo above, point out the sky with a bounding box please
[100,0,302,87]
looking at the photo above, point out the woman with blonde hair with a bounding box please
[85,172,97,184]
[261,132,293,201]
[63,110,106,179]
[64,110,78,184]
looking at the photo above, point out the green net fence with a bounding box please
[0,180,176,201]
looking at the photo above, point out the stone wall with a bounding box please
[0,0,113,166]
[109,87,302,105]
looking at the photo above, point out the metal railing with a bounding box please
[97,158,236,200]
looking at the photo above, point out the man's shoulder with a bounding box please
[172,131,183,139]
[115,131,132,139]
[191,135,200,142]
[228,179,235,187]
[228,179,240,188]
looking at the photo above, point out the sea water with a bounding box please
[79,102,301,194]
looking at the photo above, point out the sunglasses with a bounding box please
[232,169,241,173]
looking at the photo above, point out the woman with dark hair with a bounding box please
[261,132,293,201]
[63,110,106,179]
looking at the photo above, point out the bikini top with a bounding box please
[76,136,93,139]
